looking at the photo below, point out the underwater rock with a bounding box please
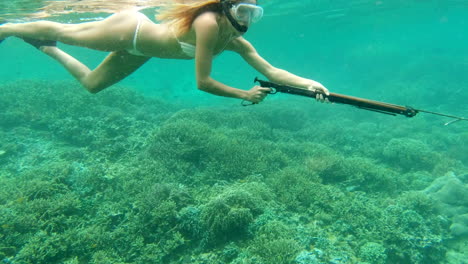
[423,171,468,216]
[458,173,468,183]
[423,171,468,237]
[294,250,321,264]
[445,249,468,264]
[450,214,468,237]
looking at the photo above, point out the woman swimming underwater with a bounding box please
[0,0,329,103]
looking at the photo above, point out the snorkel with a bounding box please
[220,0,249,33]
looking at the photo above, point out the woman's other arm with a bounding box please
[232,37,329,96]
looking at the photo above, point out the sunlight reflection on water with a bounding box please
[1,0,468,22]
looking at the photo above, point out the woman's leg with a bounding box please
[1,12,151,92]
[41,46,151,93]
[0,12,139,51]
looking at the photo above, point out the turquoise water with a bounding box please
[0,1,467,263]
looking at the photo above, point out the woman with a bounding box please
[0,0,329,103]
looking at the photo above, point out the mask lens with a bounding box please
[233,4,263,24]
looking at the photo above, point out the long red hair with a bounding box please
[157,0,253,36]
[157,1,223,36]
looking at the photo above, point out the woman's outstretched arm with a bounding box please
[232,37,330,96]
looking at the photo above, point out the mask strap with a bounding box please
[221,1,248,33]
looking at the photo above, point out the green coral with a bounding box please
[148,116,288,181]
[148,118,214,166]
[359,242,387,264]
[201,183,269,245]
[383,138,439,172]
[302,145,402,193]
[269,166,326,212]
[249,220,302,264]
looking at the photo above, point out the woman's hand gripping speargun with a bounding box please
[306,80,330,102]
[242,79,330,105]
[244,85,272,104]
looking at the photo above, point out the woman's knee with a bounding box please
[85,86,103,94]
[82,78,109,94]
[38,21,62,39]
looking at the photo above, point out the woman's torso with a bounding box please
[135,12,237,59]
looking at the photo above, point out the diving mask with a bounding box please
[231,3,264,24]
[221,1,263,33]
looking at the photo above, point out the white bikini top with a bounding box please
[172,28,234,58]
[178,41,196,58]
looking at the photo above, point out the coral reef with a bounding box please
[0,80,465,264]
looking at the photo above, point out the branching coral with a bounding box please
[383,138,439,172]
[201,184,270,245]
